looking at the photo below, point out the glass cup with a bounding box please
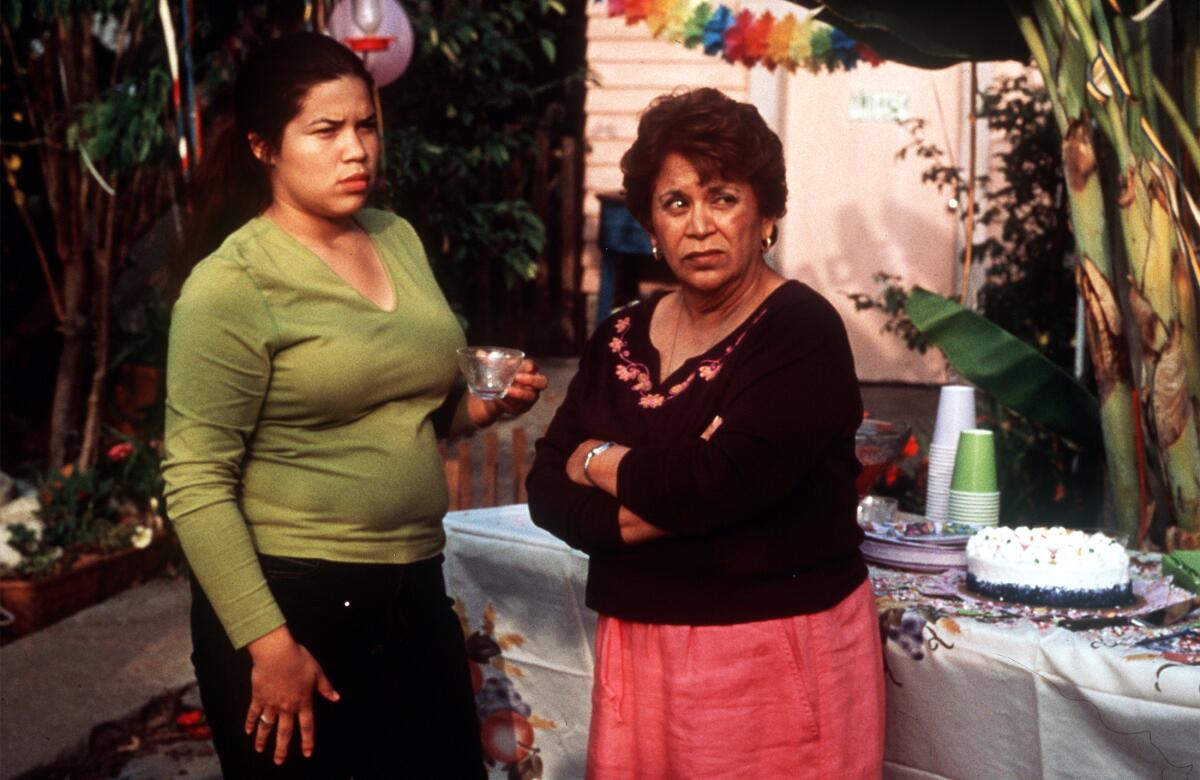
[857,495,899,526]
[456,346,525,400]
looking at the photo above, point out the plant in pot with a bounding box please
[0,436,169,639]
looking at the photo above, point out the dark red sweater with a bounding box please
[526,280,867,624]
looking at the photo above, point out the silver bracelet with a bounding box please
[582,441,616,486]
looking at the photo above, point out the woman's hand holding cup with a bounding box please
[466,359,548,427]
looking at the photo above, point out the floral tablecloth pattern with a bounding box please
[872,561,1199,779]
[444,506,594,780]
[442,506,1200,780]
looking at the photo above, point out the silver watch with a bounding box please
[583,441,616,485]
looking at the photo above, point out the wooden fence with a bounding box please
[440,427,531,510]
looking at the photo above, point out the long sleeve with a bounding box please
[526,345,624,555]
[162,257,284,649]
[616,295,862,537]
[431,385,476,440]
[534,284,865,624]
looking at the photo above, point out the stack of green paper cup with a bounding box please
[948,429,999,525]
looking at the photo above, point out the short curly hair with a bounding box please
[620,88,787,229]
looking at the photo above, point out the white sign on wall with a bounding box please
[848,90,911,122]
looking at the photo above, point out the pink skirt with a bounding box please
[586,579,885,779]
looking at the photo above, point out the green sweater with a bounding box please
[163,210,474,648]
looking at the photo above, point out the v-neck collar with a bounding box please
[641,280,795,390]
[256,213,399,313]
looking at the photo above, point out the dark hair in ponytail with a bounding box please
[185,32,374,264]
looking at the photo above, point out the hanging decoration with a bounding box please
[598,0,883,73]
[180,0,201,165]
[327,0,415,88]
[157,0,188,178]
[155,0,201,177]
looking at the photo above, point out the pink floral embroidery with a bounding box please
[668,374,695,396]
[609,330,654,395]
[610,306,768,409]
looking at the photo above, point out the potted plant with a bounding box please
[0,436,170,640]
[94,435,171,599]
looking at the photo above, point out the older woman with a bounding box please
[526,88,884,778]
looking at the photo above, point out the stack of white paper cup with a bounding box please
[925,385,976,523]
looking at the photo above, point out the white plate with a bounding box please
[861,539,967,571]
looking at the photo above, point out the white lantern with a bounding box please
[352,0,383,34]
[328,0,414,88]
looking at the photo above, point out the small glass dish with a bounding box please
[855,418,912,498]
[456,346,525,400]
[857,495,899,526]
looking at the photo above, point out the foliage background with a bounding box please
[848,72,1105,526]
[1,0,586,475]
[374,0,586,348]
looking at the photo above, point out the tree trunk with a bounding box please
[6,9,175,471]
[49,263,88,468]
[1020,0,1200,535]
[1120,165,1200,529]
[79,192,118,470]
[1016,8,1144,534]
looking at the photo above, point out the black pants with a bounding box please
[190,554,486,779]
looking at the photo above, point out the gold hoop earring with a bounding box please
[762,225,779,252]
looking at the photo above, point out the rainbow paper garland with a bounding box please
[601,0,883,72]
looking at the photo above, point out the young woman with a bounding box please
[163,32,546,779]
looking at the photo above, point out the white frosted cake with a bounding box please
[966,526,1133,607]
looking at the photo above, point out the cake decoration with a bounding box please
[965,526,1133,607]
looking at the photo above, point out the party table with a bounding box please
[441,505,1200,779]
[443,505,594,778]
[872,566,1200,779]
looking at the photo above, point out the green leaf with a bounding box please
[540,35,556,64]
[2,0,22,27]
[784,0,1027,67]
[906,287,1102,449]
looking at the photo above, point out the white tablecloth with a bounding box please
[442,505,1200,779]
[880,611,1200,779]
[443,505,596,779]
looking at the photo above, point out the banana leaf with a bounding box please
[906,287,1102,449]
[786,0,1027,67]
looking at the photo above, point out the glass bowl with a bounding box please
[855,418,912,498]
[456,346,525,400]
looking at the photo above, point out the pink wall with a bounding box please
[773,64,964,384]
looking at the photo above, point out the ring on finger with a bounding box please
[259,714,274,725]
